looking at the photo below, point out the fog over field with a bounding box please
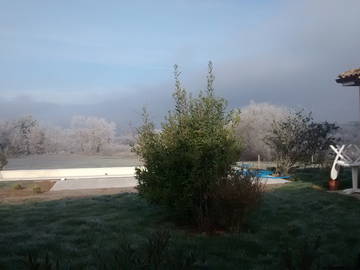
[1,0,360,128]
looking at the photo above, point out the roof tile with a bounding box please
[339,68,360,79]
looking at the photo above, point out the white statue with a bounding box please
[330,144,360,194]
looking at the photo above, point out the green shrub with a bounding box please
[13,183,24,190]
[133,62,243,230]
[32,185,42,194]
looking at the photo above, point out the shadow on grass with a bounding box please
[0,193,175,269]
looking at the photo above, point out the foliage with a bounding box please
[13,183,24,190]
[32,185,42,194]
[235,102,289,161]
[265,110,339,174]
[133,62,242,229]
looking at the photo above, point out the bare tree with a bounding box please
[0,122,8,170]
[0,115,123,156]
[7,116,46,156]
[71,116,116,154]
[28,125,46,154]
[265,110,339,174]
[0,152,7,170]
[0,116,54,156]
[41,125,72,153]
[0,120,13,154]
[235,102,289,161]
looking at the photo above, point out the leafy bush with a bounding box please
[32,185,42,194]
[133,62,243,230]
[13,183,24,190]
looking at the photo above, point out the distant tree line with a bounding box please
[0,115,131,157]
[0,103,351,170]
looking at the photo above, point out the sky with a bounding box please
[1,0,360,128]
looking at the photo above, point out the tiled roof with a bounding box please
[338,68,360,79]
[336,68,360,86]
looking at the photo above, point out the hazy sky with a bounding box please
[1,0,360,127]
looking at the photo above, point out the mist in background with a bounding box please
[1,0,360,129]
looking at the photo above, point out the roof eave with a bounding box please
[336,77,360,86]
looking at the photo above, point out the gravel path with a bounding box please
[5,153,141,170]
[50,176,288,191]
[51,177,137,191]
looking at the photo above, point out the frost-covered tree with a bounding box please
[7,116,46,156]
[71,116,116,153]
[235,102,289,161]
[0,152,7,170]
[0,122,8,170]
[41,125,72,153]
[0,115,123,156]
[0,121,13,154]
[28,125,47,154]
[0,119,67,156]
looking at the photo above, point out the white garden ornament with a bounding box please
[330,144,360,194]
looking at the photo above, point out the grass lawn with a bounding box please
[294,167,353,189]
[0,169,360,269]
